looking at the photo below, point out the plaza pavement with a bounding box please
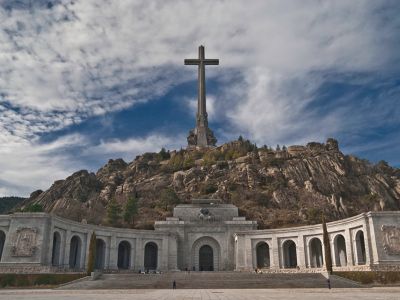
[0,288,400,300]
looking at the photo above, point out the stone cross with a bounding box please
[184,46,218,147]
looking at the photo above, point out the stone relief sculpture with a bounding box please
[198,208,212,221]
[11,227,38,257]
[381,225,400,255]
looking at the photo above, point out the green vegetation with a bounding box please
[306,207,323,224]
[158,147,171,160]
[200,183,218,195]
[334,271,400,285]
[107,198,122,226]
[159,188,181,211]
[0,197,25,214]
[86,232,96,275]
[123,196,138,227]
[0,273,85,288]
[23,203,44,213]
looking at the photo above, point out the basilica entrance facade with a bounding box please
[191,237,220,271]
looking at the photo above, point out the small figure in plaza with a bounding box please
[327,278,331,289]
[173,280,177,289]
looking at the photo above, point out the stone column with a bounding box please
[330,237,337,267]
[345,228,354,266]
[109,235,118,270]
[271,236,280,269]
[63,229,71,269]
[130,239,136,270]
[297,234,306,269]
[135,237,143,271]
[80,233,88,270]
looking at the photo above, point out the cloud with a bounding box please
[0,133,88,196]
[87,134,185,162]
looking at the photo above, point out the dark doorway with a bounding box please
[283,240,297,268]
[356,231,366,265]
[95,239,106,270]
[69,236,81,269]
[118,241,131,269]
[256,242,270,268]
[0,231,5,262]
[335,234,347,266]
[199,245,214,271]
[51,232,61,266]
[144,242,158,270]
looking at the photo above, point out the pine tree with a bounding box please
[87,231,96,275]
[160,188,181,211]
[107,198,122,226]
[124,196,138,228]
[322,214,333,274]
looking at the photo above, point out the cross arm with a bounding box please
[203,59,219,65]
[184,59,200,65]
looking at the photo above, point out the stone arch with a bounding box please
[283,240,297,268]
[95,238,106,270]
[69,235,82,269]
[117,240,131,269]
[0,230,5,262]
[334,234,347,266]
[144,242,158,270]
[256,242,270,268]
[309,238,324,268]
[355,230,366,265]
[191,236,221,271]
[51,231,61,266]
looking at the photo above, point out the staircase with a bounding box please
[59,271,362,289]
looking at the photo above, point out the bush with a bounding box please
[334,271,400,285]
[201,183,218,194]
[0,274,16,287]
[15,276,30,287]
[23,203,44,212]
[34,274,57,285]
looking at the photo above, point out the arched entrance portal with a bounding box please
[199,245,213,271]
[51,232,61,266]
[118,241,131,269]
[0,231,5,262]
[256,242,270,268]
[69,236,81,269]
[334,234,347,266]
[191,237,220,271]
[144,242,158,270]
[309,238,323,268]
[283,240,297,268]
[95,239,106,270]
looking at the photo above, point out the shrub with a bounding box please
[23,203,44,212]
[0,274,16,287]
[201,183,218,195]
[34,274,57,285]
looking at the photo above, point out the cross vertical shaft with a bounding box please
[184,45,219,147]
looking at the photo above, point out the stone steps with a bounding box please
[59,271,362,289]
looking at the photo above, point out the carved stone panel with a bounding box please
[381,225,400,255]
[11,227,38,257]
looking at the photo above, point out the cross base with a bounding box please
[187,127,217,148]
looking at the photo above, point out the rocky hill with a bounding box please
[19,138,400,229]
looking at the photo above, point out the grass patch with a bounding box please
[0,273,85,288]
[334,271,400,285]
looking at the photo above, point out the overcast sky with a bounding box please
[0,0,399,197]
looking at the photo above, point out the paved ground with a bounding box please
[0,288,399,300]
